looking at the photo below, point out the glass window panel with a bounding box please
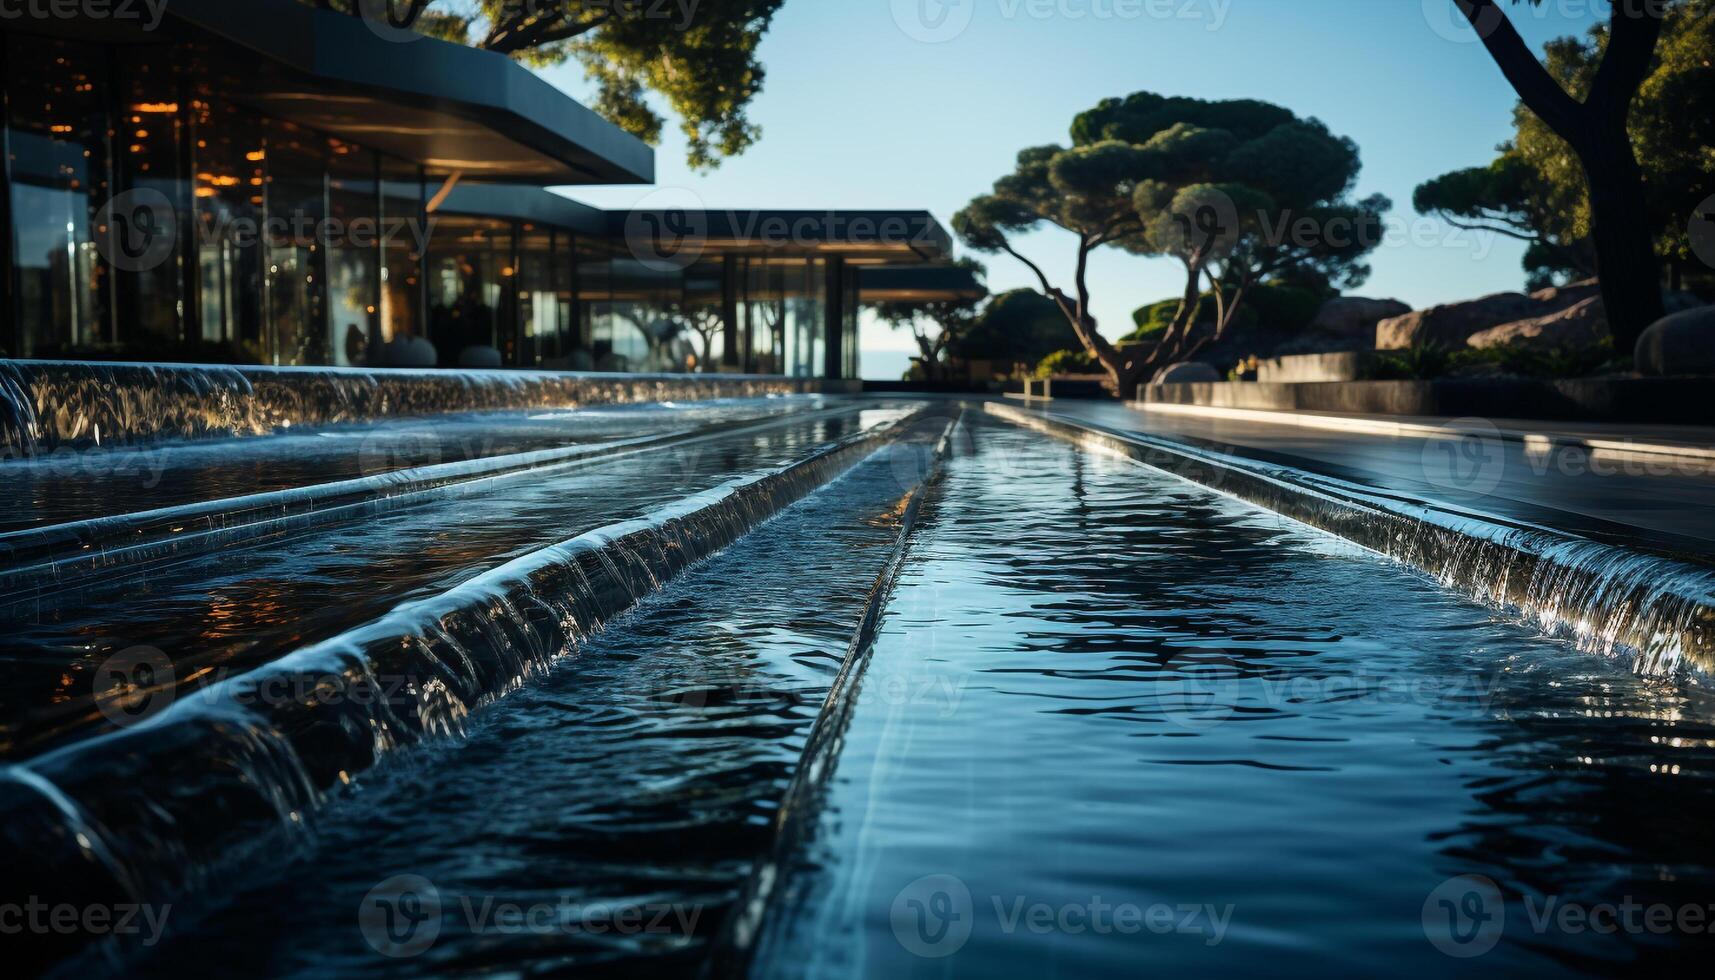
[191,97,265,355]
[263,119,327,366]
[516,224,555,368]
[379,174,425,361]
[325,139,378,367]
[117,49,190,357]
[426,215,510,367]
[6,36,113,357]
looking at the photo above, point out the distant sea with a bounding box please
[860,350,915,382]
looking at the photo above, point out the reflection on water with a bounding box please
[0,359,827,457]
[753,420,1715,976]
[11,409,1715,976]
[0,406,911,757]
[120,440,933,977]
[0,396,829,534]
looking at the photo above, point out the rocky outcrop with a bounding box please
[1527,279,1602,306]
[1151,362,1223,384]
[1309,297,1412,341]
[1375,292,1542,349]
[1467,296,1608,351]
[1635,306,1715,377]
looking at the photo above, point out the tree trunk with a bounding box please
[914,332,942,382]
[1152,258,1204,360]
[1575,128,1664,354]
[1453,0,1666,354]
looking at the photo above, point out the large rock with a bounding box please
[1310,297,1412,339]
[1151,362,1223,384]
[1467,296,1608,351]
[1635,306,1715,377]
[1527,278,1604,307]
[1375,292,1540,349]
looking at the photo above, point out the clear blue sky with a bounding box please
[541,0,1606,375]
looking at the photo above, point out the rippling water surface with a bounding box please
[751,420,1715,976]
[0,403,911,756]
[13,410,1715,977]
[121,440,930,977]
[0,397,829,534]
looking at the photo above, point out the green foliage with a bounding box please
[1366,339,1626,380]
[872,257,988,378]
[1365,345,1458,381]
[951,289,1081,366]
[1035,349,1100,379]
[1245,282,1327,333]
[317,0,784,170]
[956,90,1386,384]
[1417,0,1714,282]
[1125,282,1327,343]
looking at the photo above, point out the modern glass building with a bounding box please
[0,0,974,379]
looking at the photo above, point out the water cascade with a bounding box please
[0,408,947,972]
[988,402,1715,676]
[0,360,836,457]
[0,402,866,597]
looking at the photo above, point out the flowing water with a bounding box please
[0,404,918,757]
[6,405,1715,977]
[55,435,945,977]
[0,397,829,534]
[744,419,1715,976]
[0,360,824,456]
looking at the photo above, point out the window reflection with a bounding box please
[6,36,113,357]
[0,34,860,378]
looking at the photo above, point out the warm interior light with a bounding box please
[133,102,179,113]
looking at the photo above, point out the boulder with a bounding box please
[371,337,437,368]
[1467,296,1608,351]
[457,345,504,369]
[1635,306,1715,377]
[1527,278,1603,307]
[1375,292,1540,349]
[1151,362,1223,384]
[1309,297,1412,339]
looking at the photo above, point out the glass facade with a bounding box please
[0,32,862,377]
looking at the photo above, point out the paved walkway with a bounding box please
[1027,399,1715,563]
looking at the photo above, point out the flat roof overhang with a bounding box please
[39,0,653,185]
[859,265,989,303]
[438,186,607,236]
[610,210,956,263]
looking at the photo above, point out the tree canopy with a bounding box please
[316,0,784,169]
[952,289,1083,368]
[956,91,1383,390]
[1441,0,1680,347]
[871,258,988,382]
[1417,1,1712,290]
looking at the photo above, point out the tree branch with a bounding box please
[1456,0,1583,139]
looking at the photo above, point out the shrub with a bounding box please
[1035,349,1100,379]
